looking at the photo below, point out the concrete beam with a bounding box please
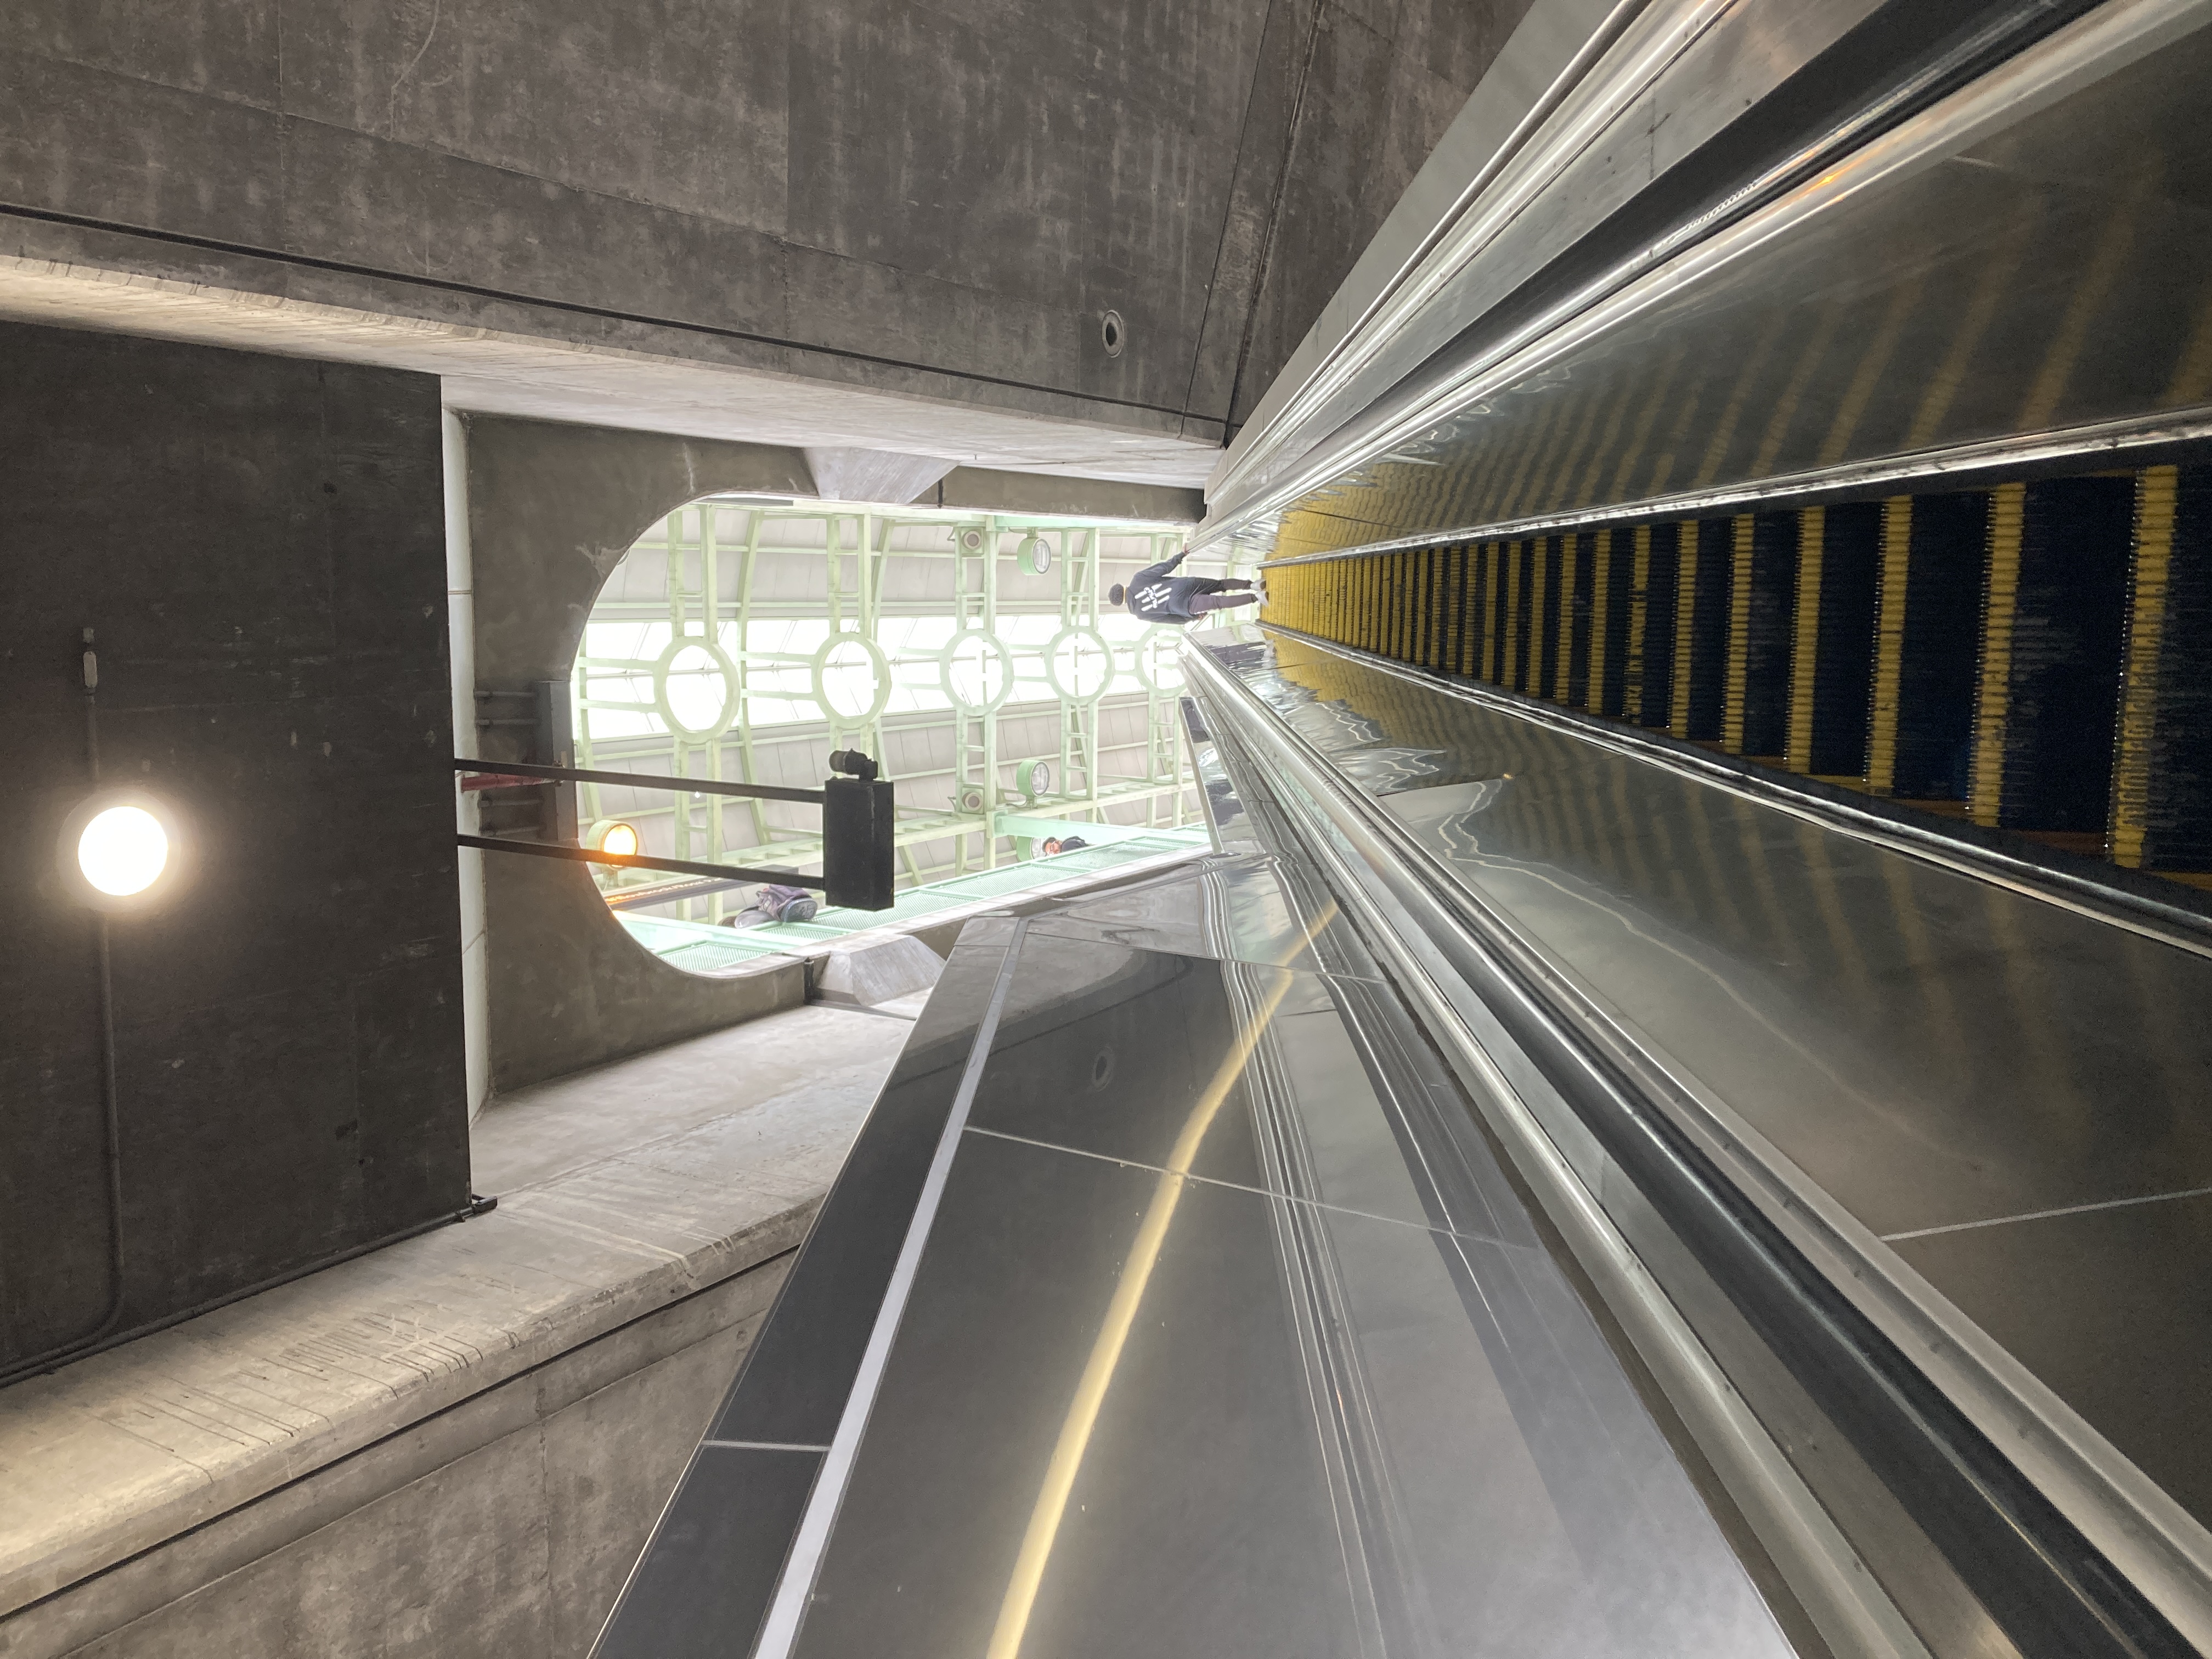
[934,466,1204,524]
[804,446,958,505]
[0,0,1518,484]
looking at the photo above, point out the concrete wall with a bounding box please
[0,320,469,1369]
[8,1262,784,1659]
[935,467,1204,522]
[0,0,1523,452]
[1193,0,1539,432]
[464,415,815,1093]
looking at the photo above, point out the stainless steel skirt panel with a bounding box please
[1209,0,2212,565]
[1222,632,2212,1249]
[595,856,1796,1658]
[1180,623,2212,1651]
[786,921,1787,1659]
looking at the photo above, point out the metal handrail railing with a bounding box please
[458,749,895,910]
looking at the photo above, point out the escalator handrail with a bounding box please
[1184,636,2212,1656]
[1276,624,2212,960]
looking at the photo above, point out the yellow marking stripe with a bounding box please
[1723,514,1756,753]
[1628,526,1652,719]
[1587,530,1615,715]
[1970,483,2027,827]
[1554,535,1580,703]
[1671,520,1701,737]
[2112,466,2179,867]
[1530,537,1553,694]
[1787,507,1826,774]
[1866,498,1912,795]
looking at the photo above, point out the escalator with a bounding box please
[589,0,2212,1651]
[591,758,1810,1659]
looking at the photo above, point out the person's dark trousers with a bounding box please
[1189,589,1259,614]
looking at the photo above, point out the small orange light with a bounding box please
[600,821,640,859]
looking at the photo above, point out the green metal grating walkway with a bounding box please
[617,830,1211,975]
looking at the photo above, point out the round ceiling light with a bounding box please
[80,805,168,895]
[588,819,642,859]
[57,789,189,911]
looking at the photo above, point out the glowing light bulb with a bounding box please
[600,822,640,859]
[78,805,169,896]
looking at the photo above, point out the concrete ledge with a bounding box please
[4,1265,785,1659]
[0,1002,911,1644]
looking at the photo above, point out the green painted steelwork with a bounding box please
[566,495,1240,945]
[620,827,1210,974]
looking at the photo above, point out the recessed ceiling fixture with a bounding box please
[58,789,189,910]
[1101,310,1125,358]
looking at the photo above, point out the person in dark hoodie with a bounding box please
[1109,549,1261,623]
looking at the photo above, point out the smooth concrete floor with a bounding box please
[0,1000,915,1646]
[472,999,914,1193]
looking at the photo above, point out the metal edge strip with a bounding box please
[1186,639,2212,1649]
[1247,404,2212,570]
[750,918,1031,1659]
[1210,0,1679,505]
[1180,662,1929,1659]
[1268,626,2212,958]
[1198,0,2212,555]
[1212,0,2080,528]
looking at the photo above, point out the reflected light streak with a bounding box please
[985,902,1339,1659]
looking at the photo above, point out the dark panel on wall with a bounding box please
[1681,519,1733,742]
[0,321,467,1369]
[1808,503,1880,778]
[1988,478,2134,833]
[1633,523,1681,729]
[1892,492,1989,799]
[1733,512,1799,758]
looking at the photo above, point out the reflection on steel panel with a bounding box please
[1227,9,2212,563]
[800,1131,1779,1659]
[1238,634,2212,1235]
[1027,851,1367,978]
[594,857,1792,1659]
[1201,624,2212,1542]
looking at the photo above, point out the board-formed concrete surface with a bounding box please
[0,320,467,1364]
[0,1001,915,1658]
[0,1,1523,465]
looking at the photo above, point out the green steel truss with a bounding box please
[569,496,1218,921]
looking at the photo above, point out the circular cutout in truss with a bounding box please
[653,637,740,740]
[1044,625,1114,705]
[1131,624,1185,694]
[939,630,1014,712]
[812,632,892,725]
[1018,533,1053,576]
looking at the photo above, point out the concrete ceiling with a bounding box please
[0,255,1223,488]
